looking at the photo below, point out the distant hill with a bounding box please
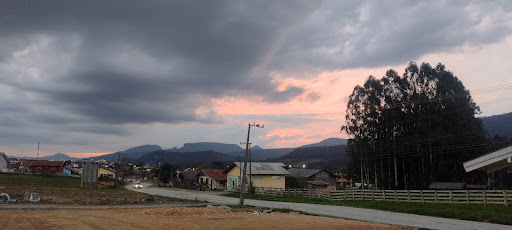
[226,148,295,161]
[173,142,244,154]
[18,153,81,161]
[481,112,512,139]
[269,145,348,171]
[88,144,162,161]
[300,138,348,148]
[136,150,237,167]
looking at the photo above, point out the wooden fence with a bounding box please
[254,187,512,206]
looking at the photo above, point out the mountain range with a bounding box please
[13,153,82,161]
[481,112,512,139]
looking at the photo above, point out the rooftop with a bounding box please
[201,169,227,181]
[225,162,290,175]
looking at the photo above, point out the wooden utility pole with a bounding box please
[240,142,253,192]
[239,123,263,206]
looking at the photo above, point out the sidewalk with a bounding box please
[129,184,512,230]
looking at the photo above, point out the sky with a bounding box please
[1,0,512,158]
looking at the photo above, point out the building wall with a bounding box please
[227,165,242,190]
[312,170,337,185]
[226,165,286,189]
[98,168,115,178]
[199,175,225,190]
[251,175,285,189]
[32,165,64,174]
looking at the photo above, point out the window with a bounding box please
[271,176,281,180]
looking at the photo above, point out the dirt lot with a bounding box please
[0,206,412,230]
[0,173,185,205]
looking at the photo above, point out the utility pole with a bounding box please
[241,142,252,192]
[157,150,163,186]
[239,123,264,206]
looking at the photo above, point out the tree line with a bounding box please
[340,62,508,189]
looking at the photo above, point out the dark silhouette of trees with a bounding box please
[341,62,489,189]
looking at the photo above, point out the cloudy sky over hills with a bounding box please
[1,0,511,157]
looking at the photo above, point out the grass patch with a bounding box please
[0,173,191,205]
[0,173,81,188]
[224,192,512,225]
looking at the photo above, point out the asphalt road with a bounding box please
[128,183,512,230]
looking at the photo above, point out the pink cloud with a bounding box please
[65,152,111,158]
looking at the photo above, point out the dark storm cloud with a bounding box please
[0,0,315,126]
[271,0,512,71]
[0,0,511,140]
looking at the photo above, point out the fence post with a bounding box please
[343,190,346,200]
[449,191,453,205]
[421,190,424,204]
[394,190,397,202]
[362,190,364,201]
[352,190,355,200]
[372,190,375,201]
[435,190,437,204]
[466,190,469,205]
[329,190,331,201]
[309,188,312,198]
[407,190,411,203]
[483,190,486,206]
[383,190,386,201]
[504,191,508,207]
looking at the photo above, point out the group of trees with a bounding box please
[341,62,495,190]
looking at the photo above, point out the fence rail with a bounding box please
[254,187,512,206]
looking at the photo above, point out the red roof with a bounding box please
[201,169,227,181]
[64,166,79,173]
[28,160,65,167]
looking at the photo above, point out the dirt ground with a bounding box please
[0,206,413,230]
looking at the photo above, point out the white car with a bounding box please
[134,182,143,189]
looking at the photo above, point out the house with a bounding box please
[24,160,65,174]
[199,169,227,190]
[0,152,9,172]
[63,166,80,176]
[224,162,290,190]
[98,167,116,178]
[463,145,512,172]
[181,170,199,181]
[287,168,337,188]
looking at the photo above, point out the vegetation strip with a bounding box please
[224,192,512,225]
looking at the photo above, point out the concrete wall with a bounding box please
[226,165,286,189]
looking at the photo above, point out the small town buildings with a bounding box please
[63,166,80,176]
[181,170,199,181]
[23,160,65,174]
[224,162,290,190]
[199,169,227,190]
[287,168,337,188]
[0,152,9,172]
[98,167,116,178]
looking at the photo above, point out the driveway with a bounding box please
[128,183,512,230]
